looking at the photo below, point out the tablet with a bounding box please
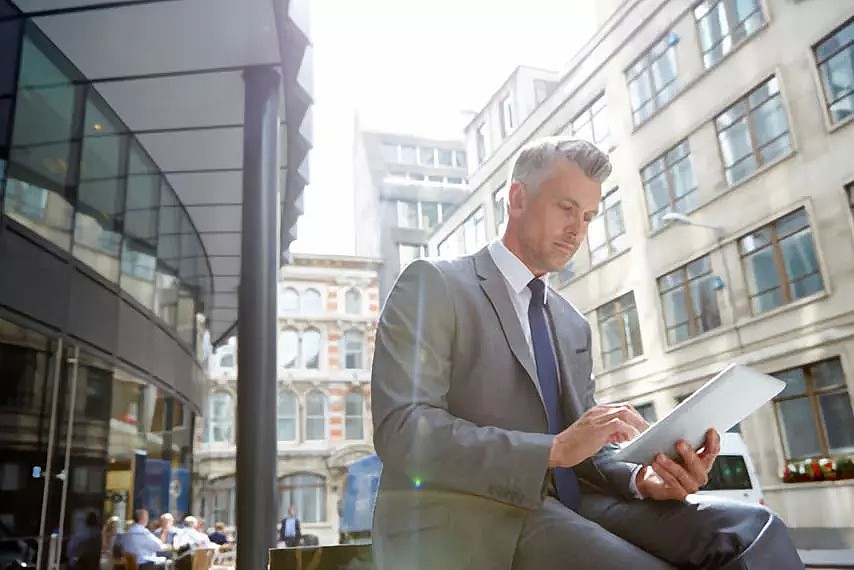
[613,363,785,466]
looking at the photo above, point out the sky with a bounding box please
[289,0,598,256]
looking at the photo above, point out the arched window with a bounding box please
[305,390,327,440]
[278,328,299,369]
[345,289,361,315]
[209,392,233,443]
[280,473,326,523]
[342,330,364,370]
[301,328,321,370]
[345,391,364,440]
[277,391,298,442]
[281,287,299,315]
[300,288,323,315]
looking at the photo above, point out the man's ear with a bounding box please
[507,182,527,218]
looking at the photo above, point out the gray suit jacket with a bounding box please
[371,248,637,569]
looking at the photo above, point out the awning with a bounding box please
[10,0,313,344]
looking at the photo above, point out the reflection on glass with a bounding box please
[121,142,160,309]
[345,392,364,440]
[277,391,297,442]
[279,328,298,369]
[301,329,321,369]
[73,93,125,283]
[5,33,76,249]
[156,185,181,326]
[305,391,326,440]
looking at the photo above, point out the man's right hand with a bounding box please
[548,404,649,468]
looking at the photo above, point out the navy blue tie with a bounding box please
[527,278,581,510]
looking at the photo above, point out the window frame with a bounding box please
[738,207,824,314]
[281,287,299,315]
[812,17,854,126]
[714,76,792,186]
[772,358,854,460]
[641,139,698,230]
[277,390,298,443]
[344,390,365,441]
[304,390,328,441]
[596,292,643,369]
[300,288,323,315]
[499,94,515,138]
[626,33,679,125]
[208,391,234,444]
[344,288,361,315]
[300,327,322,370]
[587,187,627,265]
[564,93,612,150]
[694,0,766,69]
[279,473,327,523]
[342,329,364,370]
[657,254,722,344]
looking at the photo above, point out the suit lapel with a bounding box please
[473,248,544,405]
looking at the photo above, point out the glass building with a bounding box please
[0,1,312,569]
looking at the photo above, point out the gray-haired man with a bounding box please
[370,137,803,569]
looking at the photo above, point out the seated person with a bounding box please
[120,509,167,569]
[152,513,177,546]
[173,516,212,552]
[207,523,229,546]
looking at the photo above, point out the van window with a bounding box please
[701,455,752,490]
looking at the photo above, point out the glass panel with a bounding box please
[774,368,808,398]
[277,392,297,442]
[345,392,364,440]
[5,33,76,249]
[73,93,125,283]
[743,248,780,297]
[418,146,434,166]
[155,185,180,326]
[345,289,361,315]
[279,329,298,369]
[691,275,722,333]
[624,305,643,359]
[702,455,752,490]
[777,397,822,458]
[379,143,397,163]
[819,392,854,453]
[301,289,323,315]
[437,148,453,167]
[400,145,416,164]
[121,141,159,309]
[752,95,789,148]
[717,118,752,167]
[812,358,844,390]
[306,392,326,440]
[421,201,440,229]
[301,329,321,370]
[344,331,363,370]
[281,288,299,315]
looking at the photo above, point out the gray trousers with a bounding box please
[512,493,804,570]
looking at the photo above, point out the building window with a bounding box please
[281,287,299,315]
[305,390,327,441]
[773,358,854,459]
[814,18,853,125]
[642,140,699,230]
[345,289,361,315]
[420,202,441,229]
[466,207,486,253]
[493,183,508,236]
[658,255,722,345]
[380,143,398,163]
[588,187,628,265]
[279,328,299,369]
[209,392,233,444]
[453,150,467,169]
[301,328,321,370]
[716,76,792,186]
[475,123,487,163]
[398,243,424,269]
[500,94,515,138]
[345,391,365,441]
[437,148,453,167]
[277,391,298,442]
[280,473,326,523]
[695,0,765,68]
[739,208,824,314]
[418,146,435,166]
[397,200,418,229]
[635,402,658,423]
[597,292,643,369]
[400,145,416,164]
[567,94,611,150]
[627,34,679,125]
[300,288,323,315]
[342,330,364,370]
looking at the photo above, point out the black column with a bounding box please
[237,65,280,570]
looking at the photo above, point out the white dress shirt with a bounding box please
[487,239,644,498]
[121,523,166,564]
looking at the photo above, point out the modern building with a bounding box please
[427,0,854,547]
[0,1,312,568]
[196,252,382,545]
[352,124,469,299]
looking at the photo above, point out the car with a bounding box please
[692,432,765,506]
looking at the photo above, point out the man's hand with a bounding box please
[549,404,649,468]
[636,428,721,501]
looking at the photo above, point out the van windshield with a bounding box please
[701,455,753,490]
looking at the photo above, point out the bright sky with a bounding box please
[289,0,597,256]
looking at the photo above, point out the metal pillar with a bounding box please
[237,65,280,570]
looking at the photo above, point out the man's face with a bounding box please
[139,511,149,526]
[288,508,296,517]
[508,158,602,274]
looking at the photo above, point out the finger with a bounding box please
[600,417,640,444]
[655,452,699,495]
[675,440,709,487]
[651,455,690,499]
[699,429,721,466]
[593,407,649,433]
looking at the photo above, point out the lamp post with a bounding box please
[661,212,744,356]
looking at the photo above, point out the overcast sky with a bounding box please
[289,0,597,256]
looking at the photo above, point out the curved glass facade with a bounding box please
[1,22,213,344]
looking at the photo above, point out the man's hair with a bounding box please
[215,522,225,531]
[510,136,612,195]
[132,509,148,524]
[160,513,174,522]
[184,516,198,527]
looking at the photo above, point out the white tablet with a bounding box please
[613,363,785,466]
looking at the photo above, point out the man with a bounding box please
[120,509,167,569]
[370,137,804,569]
[279,506,301,548]
[208,522,229,546]
[153,513,177,545]
[173,516,212,551]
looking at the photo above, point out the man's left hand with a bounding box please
[635,428,721,501]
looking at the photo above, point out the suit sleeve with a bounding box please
[573,321,642,499]
[371,259,553,511]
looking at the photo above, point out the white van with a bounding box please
[692,432,765,506]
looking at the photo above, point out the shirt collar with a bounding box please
[487,239,549,303]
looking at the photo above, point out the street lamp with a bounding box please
[661,212,744,355]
